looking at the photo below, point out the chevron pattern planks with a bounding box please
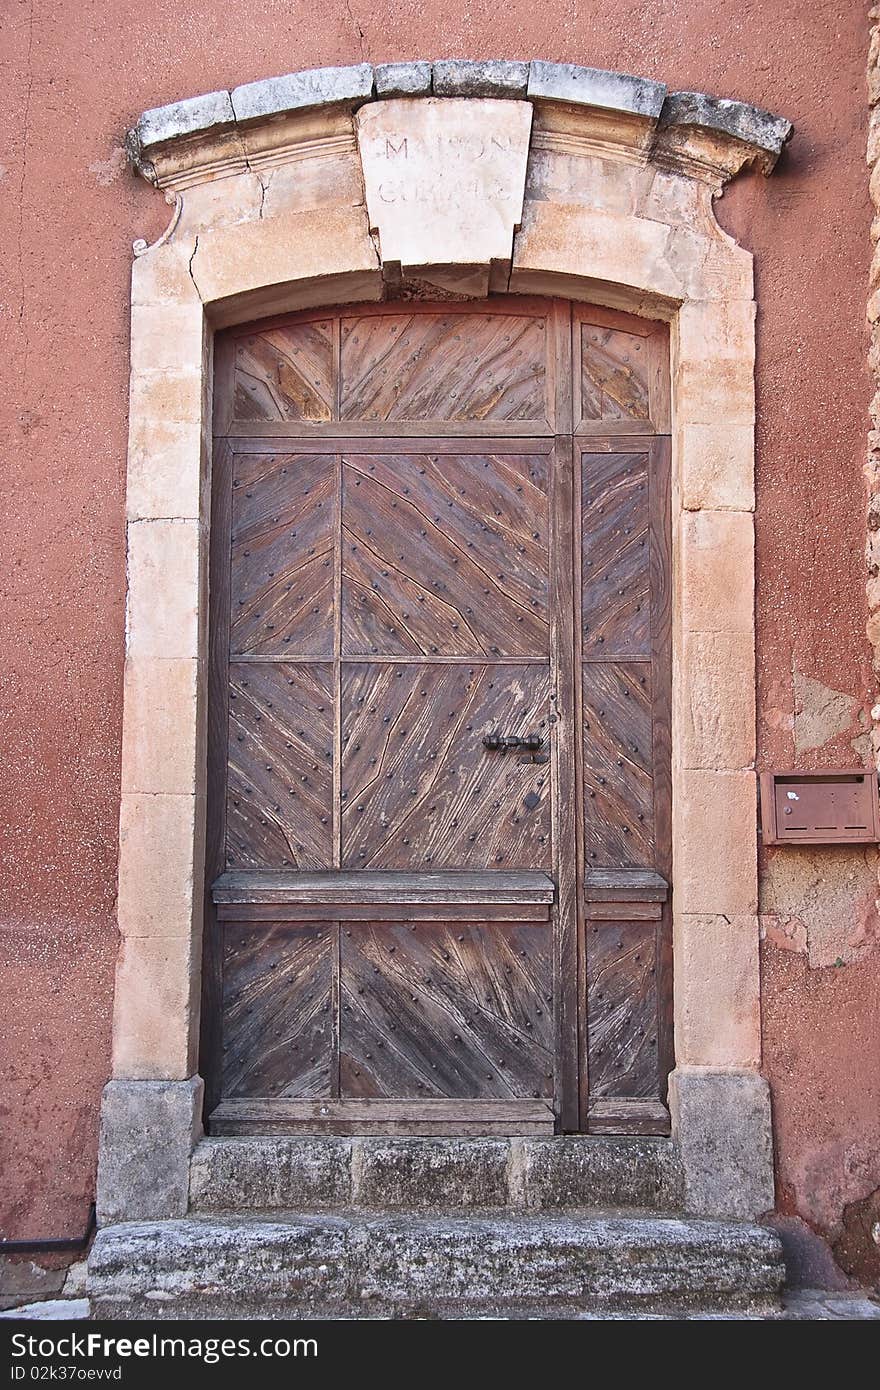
[340,312,549,423]
[234,321,335,422]
[342,450,549,657]
[209,299,672,1130]
[340,922,554,1099]
[341,662,552,870]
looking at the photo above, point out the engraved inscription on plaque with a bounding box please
[356,98,533,270]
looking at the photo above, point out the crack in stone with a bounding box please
[188,234,202,299]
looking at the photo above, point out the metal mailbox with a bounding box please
[760,769,880,846]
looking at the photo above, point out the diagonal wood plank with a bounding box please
[340,923,553,1099]
[583,662,654,868]
[341,662,552,870]
[342,451,549,657]
[231,450,335,656]
[580,324,651,424]
[222,923,334,1098]
[586,919,660,1099]
[234,321,335,422]
[227,662,334,870]
[340,312,549,423]
[582,451,651,657]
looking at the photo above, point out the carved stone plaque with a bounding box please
[356,97,533,275]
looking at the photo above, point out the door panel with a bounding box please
[227,662,334,870]
[339,311,550,424]
[339,922,553,1099]
[341,662,552,870]
[221,922,334,1098]
[586,917,662,1099]
[582,450,651,657]
[230,450,335,656]
[234,320,335,423]
[341,450,550,658]
[583,662,654,868]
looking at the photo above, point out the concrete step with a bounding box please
[189,1135,683,1213]
[87,1213,783,1319]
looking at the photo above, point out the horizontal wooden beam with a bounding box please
[213,869,557,906]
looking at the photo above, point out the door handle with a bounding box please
[483,732,544,752]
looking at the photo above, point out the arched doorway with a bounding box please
[202,294,672,1135]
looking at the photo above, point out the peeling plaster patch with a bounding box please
[760,846,880,967]
[787,1137,880,1237]
[793,668,860,756]
[760,913,807,954]
[88,148,128,187]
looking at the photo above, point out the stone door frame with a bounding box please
[98,60,792,1224]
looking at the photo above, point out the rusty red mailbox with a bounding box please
[760,769,880,846]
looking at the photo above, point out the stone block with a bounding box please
[527,61,666,119]
[374,62,432,98]
[678,509,754,634]
[513,200,684,301]
[669,1069,775,1219]
[126,418,203,522]
[96,1077,203,1224]
[190,206,378,307]
[121,659,201,794]
[675,356,755,425]
[673,769,757,915]
[110,929,202,1080]
[357,98,532,271]
[133,91,235,154]
[677,630,755,770]
[128,368,204,429]
[676,298,756,364]
[86,1211,783,1317]
[677,422,755,512]
[231,65,373,124]
[190,1138,353,1210]
[117,792,204,938]
[432,59,529,98]
[661,92,792,167]
[518,1136,683,1210]
[353,1138,510,1209]
[129,303,204,376]
[126,519,202,661]
[130,242,200,308]
[673,915,761,1068]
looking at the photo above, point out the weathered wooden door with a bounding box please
[204,298,671,1135]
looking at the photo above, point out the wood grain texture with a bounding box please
[213,869,555,904]
[234,322,334,422]
[341,451,549,658]
[231,450,335,656]
[579,323,651,425]
[226,662,334,870]
[583,662,654,868]
[210,1097,554,1135]
[582,451,651,657]
[339,923,554,1099]
[221,923,334,1098]
[340,312,549,423]
[585,919,660,1100]
[340,662,552,870]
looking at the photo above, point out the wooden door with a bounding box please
[204,298,672,1135]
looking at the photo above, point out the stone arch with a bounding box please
[98,61,791,1224]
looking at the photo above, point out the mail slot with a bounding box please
[760,769,880,846]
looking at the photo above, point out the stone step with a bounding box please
[189,1135,683,1213]
[87,1213,784,1319]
